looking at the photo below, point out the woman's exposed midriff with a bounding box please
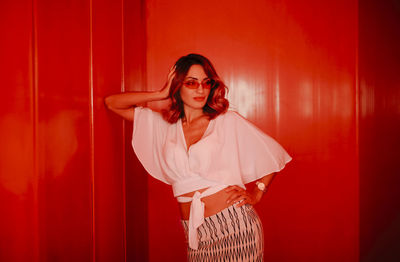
[178,187,238,220]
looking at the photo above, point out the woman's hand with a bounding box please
[225,185,264,208]
[159,66,176,99]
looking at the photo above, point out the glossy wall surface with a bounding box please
[145,0,358,261]
[359,0,400,261]
[0,0,148,261]
[0,1,36,261]
[1,0,399,261]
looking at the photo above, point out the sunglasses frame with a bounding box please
[182,79,216,90]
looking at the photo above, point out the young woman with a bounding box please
[105,54,291,261]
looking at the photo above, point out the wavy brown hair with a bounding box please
[162,54,229,123]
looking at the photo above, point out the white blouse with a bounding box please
[132,106,292,196]
[131,106,292,250]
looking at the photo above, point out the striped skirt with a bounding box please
[181,204,264,262]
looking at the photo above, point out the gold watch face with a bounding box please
[257,182,266,191]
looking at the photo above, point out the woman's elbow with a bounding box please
[104,95,115,110]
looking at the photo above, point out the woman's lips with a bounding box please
[193,97,205,101]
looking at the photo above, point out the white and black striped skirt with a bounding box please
[181,204,264,262]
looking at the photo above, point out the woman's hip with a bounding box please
[181,204,264,261]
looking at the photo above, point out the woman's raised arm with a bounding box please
[104,91,164,121]
[104,67,175,121]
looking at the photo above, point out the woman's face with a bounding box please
[180,64,212,110]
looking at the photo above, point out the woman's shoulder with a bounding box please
[218,109,244,122]
[212,109,246,130]
[216,110,263,132]
[134,106,174,127]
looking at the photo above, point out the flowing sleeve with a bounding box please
[131,106,171,185]
[226,111,292,183]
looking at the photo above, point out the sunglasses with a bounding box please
[182,79,215,89]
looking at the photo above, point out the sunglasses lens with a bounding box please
[202,79,214,89]
[183,81,199,89]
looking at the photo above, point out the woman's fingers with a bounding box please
[226,192,242,204]
[225,186,245,202]
[226,186,249,205]
[230,194,251,208]
[159,66,176,99]
[168,66,176,79]
[236,199,249,208]
[167,72,175,82]
[166,70,176,87]
[225,185,262,207]
[225,185,258,207]
[225,185,244,193]
[168,68,175,78]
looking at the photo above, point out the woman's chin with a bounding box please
[185,102,206,110]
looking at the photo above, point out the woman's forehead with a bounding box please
[185,65,207,79]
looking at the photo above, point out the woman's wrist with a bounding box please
[252,187,264,204]
[155,89,168,100]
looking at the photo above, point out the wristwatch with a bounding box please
[256,181,268,193]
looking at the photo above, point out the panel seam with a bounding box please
[89,0,96,260]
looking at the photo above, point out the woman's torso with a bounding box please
[178,187,236,220]
[178,116,236,219]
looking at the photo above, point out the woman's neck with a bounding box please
[182,106,205,125]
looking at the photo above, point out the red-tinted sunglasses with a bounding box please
[182,79,215,89]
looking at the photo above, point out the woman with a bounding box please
[105,54,291,261]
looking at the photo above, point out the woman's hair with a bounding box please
[162,54,229,123]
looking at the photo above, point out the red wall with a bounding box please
[0,1,37,261]
[0,0,148,261]
[145,0,358,261]
[1,0,399,261]
[359,0,400,261]
[35,0,93,260]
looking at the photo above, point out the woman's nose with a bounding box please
[196,85,205,93]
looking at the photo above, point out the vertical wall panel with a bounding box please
[36,0,93,261]
[123,0,149,261]
[92,0,126,261]
[359,0,400,261]
[145,0,358,261]
[1,0,150,261]
[0,0,38,261]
